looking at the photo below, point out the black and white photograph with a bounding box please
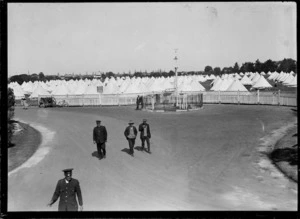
[4,2,297,214]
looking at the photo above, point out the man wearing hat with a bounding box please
[47,168,83,211]
[93,120,108,159]
[124,120,137,156]
[138,119,151,153]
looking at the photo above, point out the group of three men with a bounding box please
[93,118,151,158]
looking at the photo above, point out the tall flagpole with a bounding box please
[174,49,178,106]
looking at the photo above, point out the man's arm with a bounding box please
[148,124,151,138]
[134,127,138,136]
[124,127,128,138]
[93,128,96,142]
[48,180,60,206]
[75,180,83,206]
[104,126,107,142]
[138,124,142,132]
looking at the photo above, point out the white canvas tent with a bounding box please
[252,75,272,89]
[226,79,249,92]
[51,84,71,95]
[30,84,51,98]
[240,74,253,85]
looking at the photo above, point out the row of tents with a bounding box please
[8,71,297,99]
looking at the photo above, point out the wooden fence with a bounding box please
[203,90,297,106]
[14,90,297,108]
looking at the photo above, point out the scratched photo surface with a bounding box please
[7,2,297,212]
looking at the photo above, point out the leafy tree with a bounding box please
[9,75,22,85]
[240,62,255,73]
[9,74,31,84]
[168,70,175,77]
[133,72,143,78]
[105,72,115,78]
[233,62,240,73]
[255,59,262,73]
[162,72,170,77]
[213,67,221,75]
[149,72,161,78]
[45,75,60,81]
[222,67,233,74]
[277,58,297,73]
[39,72,45,81]
[8,87,15,120]
[8,88,15,146]
[204,66,213,73]
[262,59,277,73]
[30,73,39,82]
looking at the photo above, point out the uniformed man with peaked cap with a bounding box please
[47,168,83,211]
[93,120,108,159]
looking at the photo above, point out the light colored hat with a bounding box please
[129,120,134,124]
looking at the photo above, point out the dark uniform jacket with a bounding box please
[124,126,137,139]
[93,125,107,143]
[138,123,151,138]
[51,178,83,211]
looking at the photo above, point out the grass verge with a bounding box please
[8,121,42,172]
[269,125,298,182]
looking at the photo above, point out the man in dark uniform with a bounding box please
[47,168,83,211]
[93,120,108,159]
[140,96,144,109]
[136,95,140,110]
[124,120,137,157]
[138,119,151,153]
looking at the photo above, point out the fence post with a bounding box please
[218,90,221,104]
[278,90,280,106]
[118,94,120,106]
[237,90,240,105]
[186,94,188,109]
[257,89,260,104]
[151,95,154,110]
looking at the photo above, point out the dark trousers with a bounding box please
[141,136,150,151]
[127,138,135,154]
[59,203,78,211]
[96,142,106,157]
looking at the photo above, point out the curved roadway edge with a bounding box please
[256,120,297,184]
[8,118,56,177]
[271,125,298,182]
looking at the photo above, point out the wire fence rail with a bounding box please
[14,90,297,108]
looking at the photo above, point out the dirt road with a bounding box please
[8,104,297,211]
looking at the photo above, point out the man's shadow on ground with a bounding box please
[121,146,145,156]
[134,146,151,154]
[91,151,104,160]
[134,146,144,151]
[121,146,143,155]
[121,148,132,156]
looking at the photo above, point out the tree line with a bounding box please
[9,58,296,85]
[205,58,296,75]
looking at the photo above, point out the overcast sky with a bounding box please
[8,2,296,76]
